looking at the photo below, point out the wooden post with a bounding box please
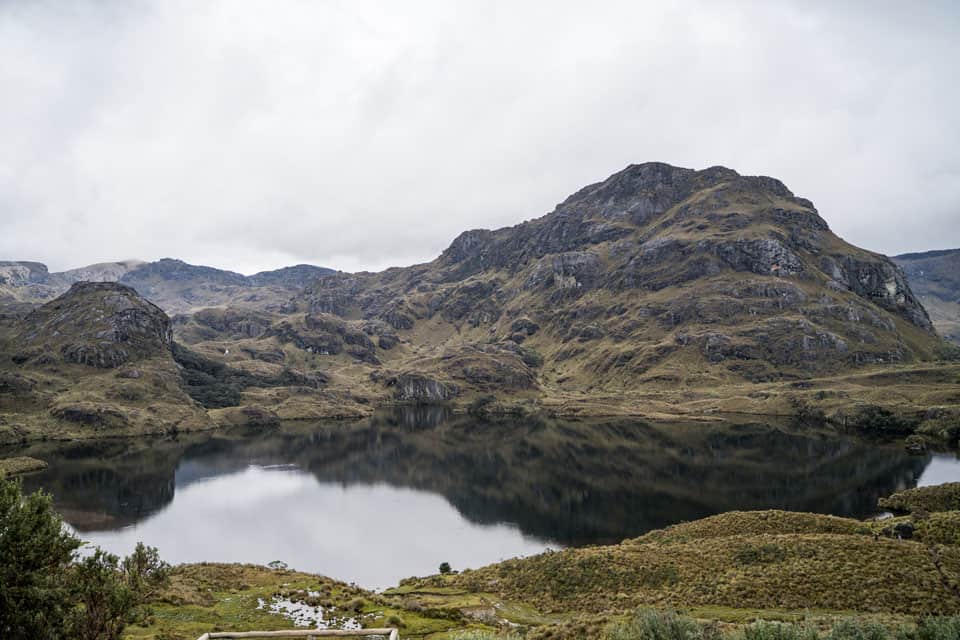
[201,629,398,639]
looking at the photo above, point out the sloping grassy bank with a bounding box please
[130,502,960,639]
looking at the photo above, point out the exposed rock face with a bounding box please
[16,282,172,368]
[263,312,380,363]
[894,248,960,344]
[191,308,272,339]
[386,373,460,402]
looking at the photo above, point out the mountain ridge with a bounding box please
[0,258,335,315]
[2,162,958,442]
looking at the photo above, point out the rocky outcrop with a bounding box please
[192,307,273,338]
[385,373,460,403]
[16,282,172,368]
[823,255,932,331]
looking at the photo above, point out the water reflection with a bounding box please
[4,411,958,588]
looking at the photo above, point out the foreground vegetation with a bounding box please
[459,609,960,640]
[0,478,168,640]
[119,503,960,639]
[5,471,960,639]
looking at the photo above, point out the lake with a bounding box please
[5,408,959,589]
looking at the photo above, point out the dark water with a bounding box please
[5,409,959,589]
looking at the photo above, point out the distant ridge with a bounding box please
[0,258,335,314]
[893,247,960,344]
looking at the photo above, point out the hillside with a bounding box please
[894,248,960,345]
[0,258,333,315]
[122,507,960,639]
[0,282,212,443]
[170,163,957,422]
[3,163,960,439]
[399,509,960,621]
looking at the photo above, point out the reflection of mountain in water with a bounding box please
[5,410,932,544]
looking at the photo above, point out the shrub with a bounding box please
[912,616,960,640]
[732,621,819,640]
[826,619,890,640]
[0,478,169,640]
[68,543,170,640]
[453,631,521,640]
[789,397,827,423]
[386,614,405,628]
[0,478,81,639]
[439,561,453,574]
[605,608,720,640]
[847,406,920,436]
[347,597,365,612]
[518,346,545,369]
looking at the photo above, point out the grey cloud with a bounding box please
[0,0,958,274]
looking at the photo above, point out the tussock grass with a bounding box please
[633,511,863,545]
[879,483,960,514]
[439,511,960,616]
[0,455,47,476]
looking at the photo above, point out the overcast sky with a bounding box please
[1,1,958,275]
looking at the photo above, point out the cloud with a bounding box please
[1,0,958,273]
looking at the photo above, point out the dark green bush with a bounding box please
[0,478,168,640]
[847,406,921,436]
[0,478,80,639]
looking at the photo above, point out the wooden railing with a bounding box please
[196,629,399,640]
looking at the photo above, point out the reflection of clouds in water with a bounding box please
[918,455,960,487]
[80,466,551,589]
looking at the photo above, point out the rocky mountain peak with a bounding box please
[296,161,944,393]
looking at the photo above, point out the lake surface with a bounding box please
[5,408,959,589]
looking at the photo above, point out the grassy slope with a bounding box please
[0,455,46,476]
[131,508,960,639]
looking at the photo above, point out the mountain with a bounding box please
[894,248,960,345]
[0,282,211,443]
[266,163,943,387]
[0,260,143,306]
[0,258,334,315]
[166,162,958,429]
[3,162,959,441]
